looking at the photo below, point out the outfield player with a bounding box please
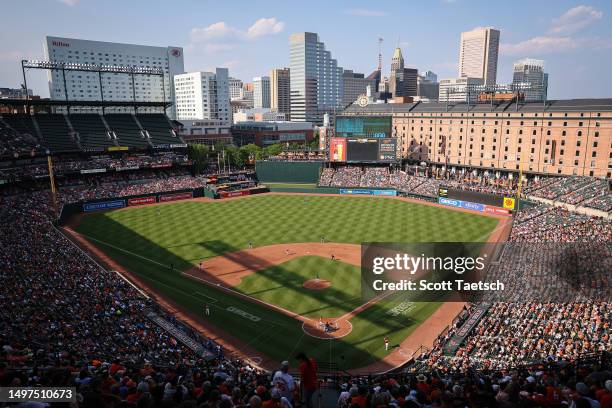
[204,304,210,316]
[384,336,390,351]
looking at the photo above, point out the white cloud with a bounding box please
[501,36,579,55]
[501,5,606,56]
[190,22,240,43]
[550,5,603,35]
[346,8,387,17]
[58,0,80,6]
[187,17,285,55]
[246,18,285,39]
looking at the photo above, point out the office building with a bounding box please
[342,70,376,107]
[342,99,612,178]
[289,32,343,124]
[459,27,500,86]
[0,87,34,99]
[233,108,286,123]
[232,120,314,146]
[439,77,484,102]
[422,71,438,83]
[253,76,270,108]
[229,77,243,100]
[174,68,230,126]
[44,36,184,118]
[417,75,439,101]
[270,68,291,119]
[512,59,548,102]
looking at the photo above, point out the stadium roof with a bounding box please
[0,98,172,108]
[342,98,612,114]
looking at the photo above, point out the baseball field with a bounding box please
[68,193,503,372]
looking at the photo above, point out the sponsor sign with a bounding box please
[159,192,193,202]
[503,197,516,210]
[128,196,156,206]
[80,168,106,174]
[329,138,347,162]
[107,146,129,151]
[219,190,251,198]
[115,166,140,172]
[83,199,125,212]
[151,163,172,169]
[439,197,510,215]
[340,189,397,196]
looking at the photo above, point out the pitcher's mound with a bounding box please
[303,279,331,290]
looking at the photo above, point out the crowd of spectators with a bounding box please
[318,165,612,213]
[510,205,611,243]
[0,120,45,158]
[0,190,288,407]
[0,152,190,180]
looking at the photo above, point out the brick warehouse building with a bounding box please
[342,99,612,178]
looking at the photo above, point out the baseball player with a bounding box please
[384,336,390,351]
[204,304,210,316]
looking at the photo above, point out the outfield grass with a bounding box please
[75,194,499,370]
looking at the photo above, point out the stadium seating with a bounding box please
[105,114,150,148]
[35,114,80,152]
[0,117,45,157]
[69,114,114,150]
[137,113,181,145]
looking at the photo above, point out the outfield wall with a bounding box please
[255,161,323,183]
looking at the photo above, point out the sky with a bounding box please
[1,0,611,100]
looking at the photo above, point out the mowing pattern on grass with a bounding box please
[74,194,499,370]
[236,256,361,318]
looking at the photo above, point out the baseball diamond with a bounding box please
[67,193,507,372]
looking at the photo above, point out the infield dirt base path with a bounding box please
[64,192,513,373]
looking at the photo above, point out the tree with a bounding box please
[187,144,210,175]
[264,143,283,158]
[239,144,261,166]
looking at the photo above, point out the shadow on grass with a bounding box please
[75,213,443,373]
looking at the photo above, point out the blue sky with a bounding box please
[1,0,611,99]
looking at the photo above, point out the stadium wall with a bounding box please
[255,161,322,183]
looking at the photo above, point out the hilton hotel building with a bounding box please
[44,36,184,118]
[342,99,612,178]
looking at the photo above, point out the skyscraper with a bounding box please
[289,32,343,124]
[229,77,243,100]
[270,68,291,119]
[512,58,548,102]
[174,68,230,125]
[459,27,500,86]
[342,70,376,106]
[253,76,270,108]
[389,47,417,97]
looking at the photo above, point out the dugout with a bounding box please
[255,161,322,183]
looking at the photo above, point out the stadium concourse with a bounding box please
[0,113,611,407]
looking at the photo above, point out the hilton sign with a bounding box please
[52,41,70,47]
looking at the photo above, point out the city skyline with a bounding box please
[1,0,611,100]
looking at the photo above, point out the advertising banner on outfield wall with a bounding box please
[83,199,126,212]
[360,242,610,304]
[340,189,397,196]
[160,192,193,202]
[438,197,509,215]
[128,196,156,206]
[219,190,251,198]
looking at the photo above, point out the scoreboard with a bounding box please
[332,116,396,163]
[335,116,392,138]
